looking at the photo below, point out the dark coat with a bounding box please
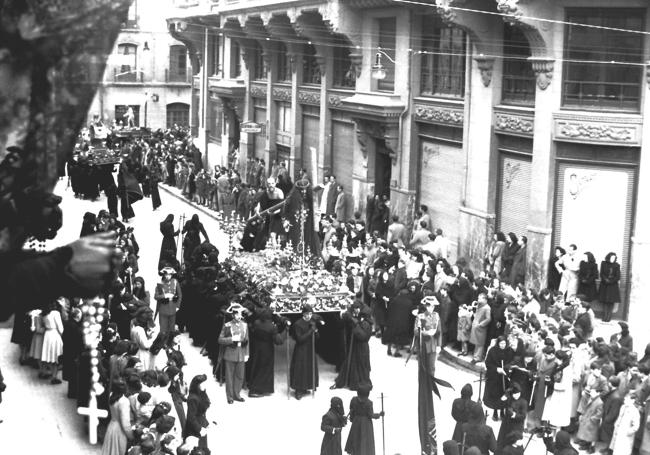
[372,280,394,328]
[290,318,319,391]
[599,388,623,444]
[62,319,83,382]
[335,318,372,390]
[320,408,347,455]
[599,261,621,304]
[578,261,598,302]
[345,396,378,455]
[383,291,417,346]
[451,386,475,442]
[484,346,514,409]
[497,397,527,451]
[159,220,178,266]
[183,392,210,439]
[460,422,497,455]
[510,245,527,287]
[248,319,284,394]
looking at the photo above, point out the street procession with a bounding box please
[1,1,650,455]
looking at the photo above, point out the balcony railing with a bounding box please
[113,68,143,83]
[563,80,641,111]
[165,68,192,84]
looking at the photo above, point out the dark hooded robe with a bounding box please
[321,397,348,455]
[290,317,319,392]
[283,181,321,256]
[451,384,475,442]
[159,214,178,269]
[484,343,515,410]
[247,314,285,395]
[182,215,209,264]
[497,395,528,451]
[345,386,381,455]
[334,311,372,390]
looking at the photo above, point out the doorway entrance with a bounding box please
[375,139,392,198]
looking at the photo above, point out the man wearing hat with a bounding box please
[218,303,249,404]
[415,295,442,377]
[154,267,182,335]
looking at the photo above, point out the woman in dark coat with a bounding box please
[500,233,519,283]
[248,309,285,396]
[159,214,179,269]
[80,212,97,237]
[509,236,527,287]
[484,336,514,421]
[370,197,389,238]
[599,252,621,322]
[451,383,475,442]
[165,364,187,433]
[333,306,373,390]
[289,305,319,399]
[149,158,162,210]
[383,285,418,357]
[184,374,211,448]
[62,308,84,399]
[372,270,394,338]
[547,247,565,291]
[497,384,528,452]
[321,397,348,455]
[344,384,384,455]
[578,252,599,302]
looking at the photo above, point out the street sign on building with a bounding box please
[241,121,262,134]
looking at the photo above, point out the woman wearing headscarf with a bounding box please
[80,212,97,237]
[184,374,212,449]
[344,383,384,455]
[321,396,348,455]
[371,269,393,340]
[484,336,514,421]
[159,214,179,270]
[131,276,150,306]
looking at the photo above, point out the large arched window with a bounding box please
[501,24,536,105]
[116,43,138,82]
[420,15,466,98]
[167,102,190,128]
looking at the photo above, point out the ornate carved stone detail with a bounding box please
[529,57,554,90]
[494,113,534,136]
[556,122,635,144]
[260,11,272,26]
[435,0,466,25]
[349,52,363,79]
[272,86,292,101]
[496,0,522,24]
[250,84,267,99]
[328,95,343,107]
[222,98,243,119]
[414,104,464,126]
[474,56,494,87]
[298,90,320,105]
[355,119,400,164]
[355,127,369,167]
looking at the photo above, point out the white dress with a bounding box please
[131,325,158,371]
[543,364,573,427]
[40,311,64,363]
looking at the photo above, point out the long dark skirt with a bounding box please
[150,181,161,210]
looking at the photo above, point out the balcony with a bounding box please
[113,68,143,83]
[165,68,192,84]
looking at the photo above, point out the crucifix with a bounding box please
[77,296,108,444]
[78,392,108,444]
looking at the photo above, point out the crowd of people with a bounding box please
[5,118,647,455]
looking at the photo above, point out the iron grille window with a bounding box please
[420,15,466,98]
[302,44,321,85]
[276,42,291,82]
[252,42,267,81]
[563,8,644,111]
[501,24,536,105]
[377,17,396,92]
[333,46,355,88]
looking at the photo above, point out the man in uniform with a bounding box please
[415,295,442,377]
[218,303,249,404]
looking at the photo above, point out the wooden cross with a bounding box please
[78,392,108,444]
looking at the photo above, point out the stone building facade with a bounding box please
[168,0,650,327]
[87,0,193,130]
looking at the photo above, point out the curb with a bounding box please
[159,184,223,223]
[440,347,483,375]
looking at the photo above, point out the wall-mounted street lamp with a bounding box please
[371,47,397,80]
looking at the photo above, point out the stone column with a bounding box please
[627,63,650,345]
[318,48,333,182]
[458,51,501,270]
[525,58,560,291]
